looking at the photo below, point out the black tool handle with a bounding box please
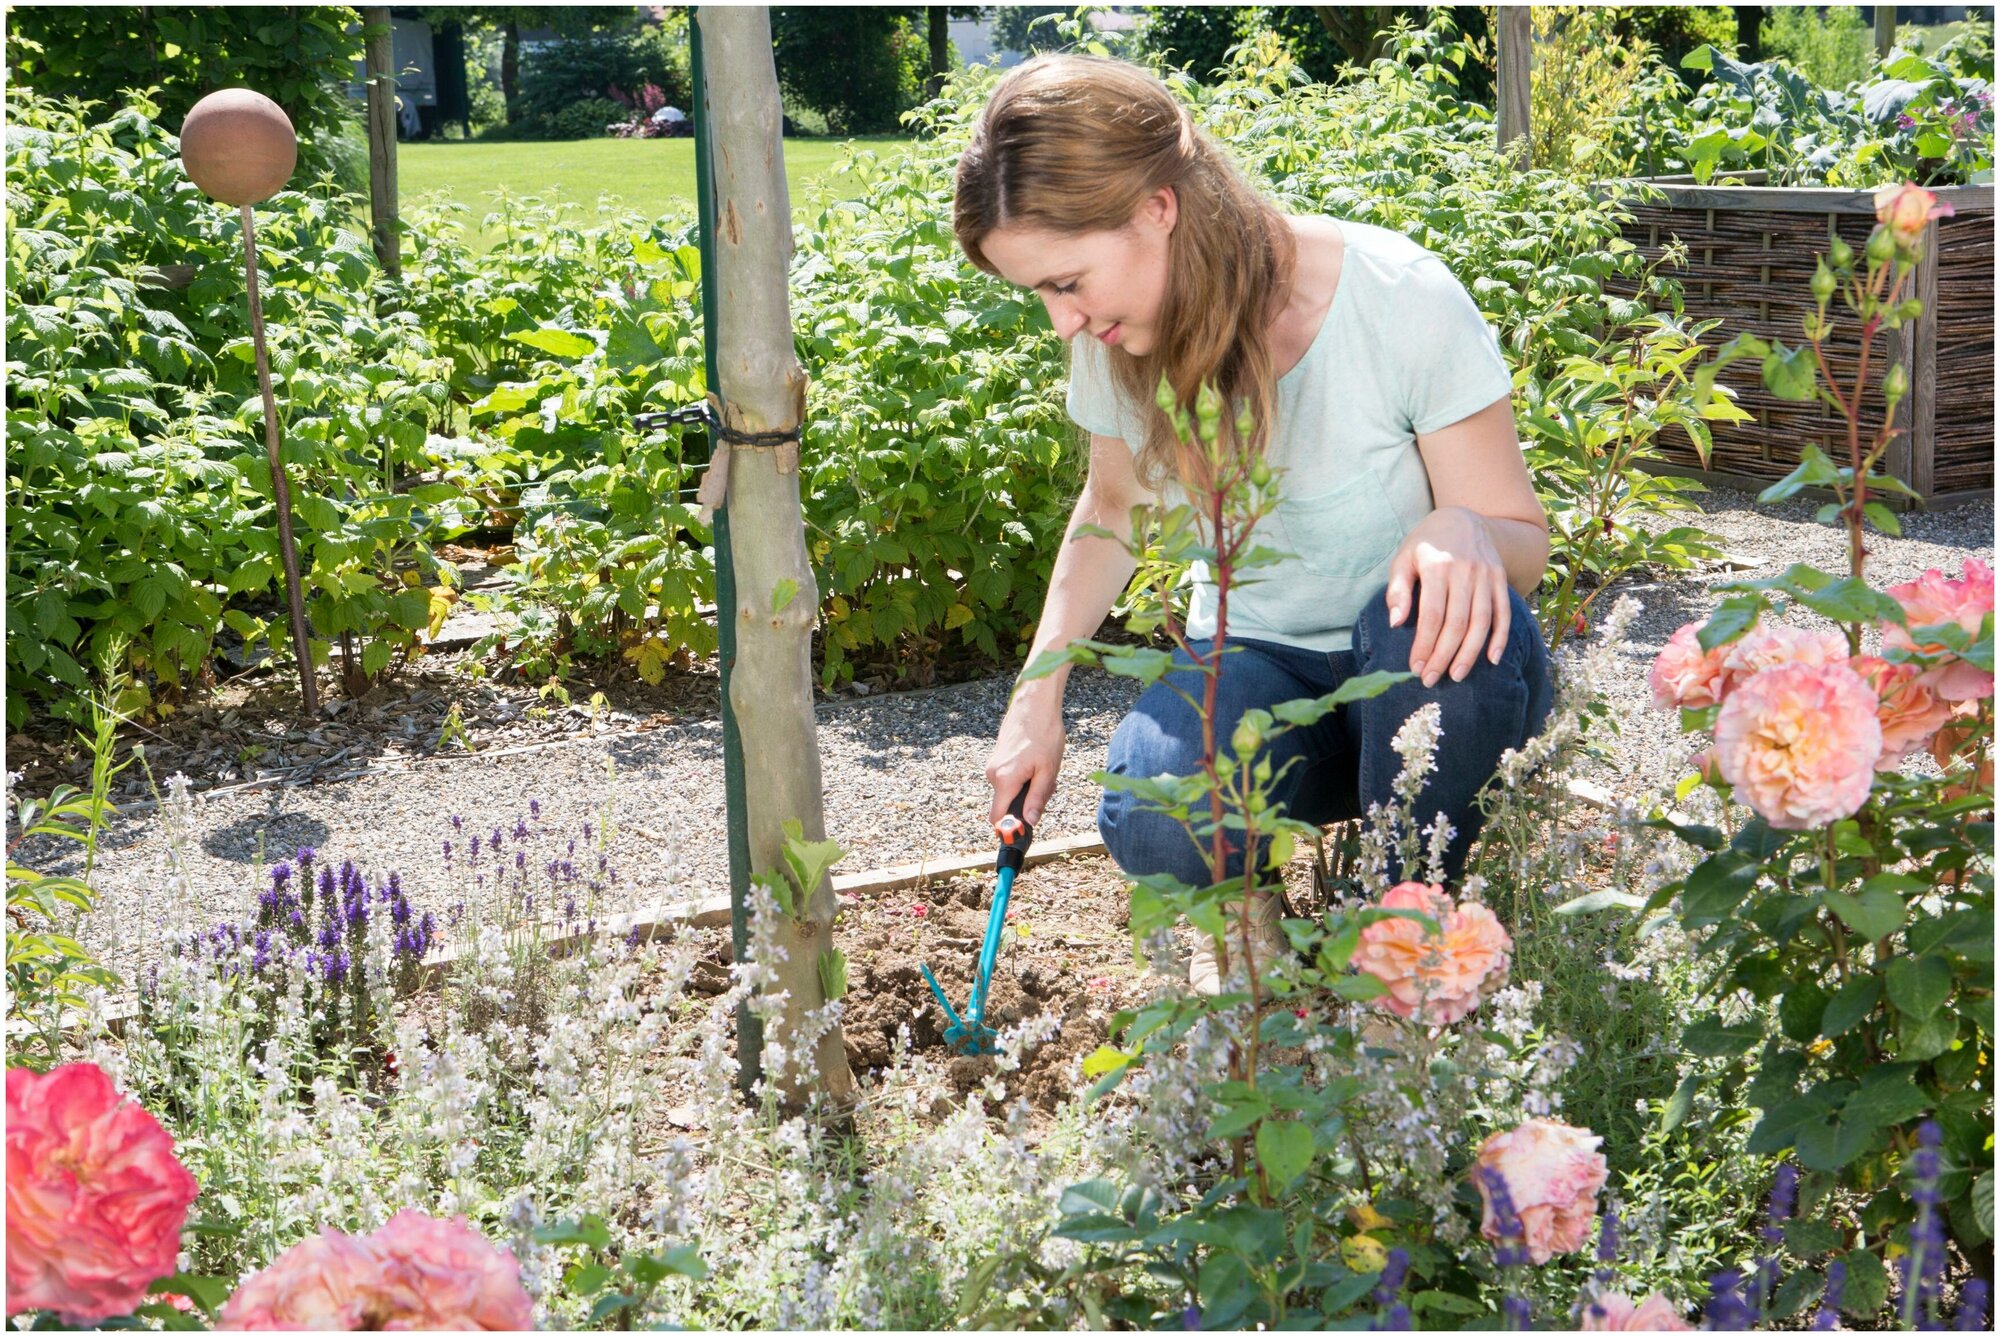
[995,781,1035,874]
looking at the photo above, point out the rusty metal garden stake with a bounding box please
[239,204,318,716]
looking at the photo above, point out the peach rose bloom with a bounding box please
[365,1210,535,1331]
[1714,662,1883,829]
[1475,1119,1608,1264]
[1353,882,1511,1026]
[1716,624,1851,699]
[1579,1290,1695,1331]
[217,1212,533,1331]
[1874,182,1955,250]
[216,1229,380,1330]
[1883,558,1995,702]
[1851,654,1956,769]
[1648,623,1731,710]
[6,1063,200,1324]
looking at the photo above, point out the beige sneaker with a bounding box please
[1188,890,1291,996]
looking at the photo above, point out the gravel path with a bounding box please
[36,484,1992,971]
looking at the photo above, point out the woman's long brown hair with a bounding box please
[953,54,1298,498]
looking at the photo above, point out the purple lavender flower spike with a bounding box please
[443,839,453,862]
[451,814,463,831]
[516,850,527,872]
[1181,1304,1200,1330]
[1706,1269,1754,1330]
[490,828,503,853]
[530,799,541,819]
[1956,1279,1990,1332]
[513,818,529,843]
[1370,1248,1411,1330]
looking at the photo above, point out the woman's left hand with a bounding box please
[1382,506,1512,688]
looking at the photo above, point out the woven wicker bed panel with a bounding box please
[1611,192,1994,498]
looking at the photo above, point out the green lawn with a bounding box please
[398,136,911,250]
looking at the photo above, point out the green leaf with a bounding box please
[818,947,847,1002]
[1762,340,1820,401]
[1843,1062,1930,1133]
[1255,1119,1314,1191]
[771,577,799,614]
[1896,1008,1958,1062]
[588,1292,636,1322]
[1824,888,1903,942]
[147,1273,232,1315]
[1838,1247,1888,1318]
[1662,1072,1701,1132]
[510,327,598,359]
[361,637,392,679]
[1885,954,1953,1019]
[1820,976,1881,1037]
[535,1215,612,1250]
[1682,851,1760,928]
[1683,1013,1765,1057]
[1783,1219,1843,1257]
[1974,1172,1994,1243]
[1080,1045,1132,1079]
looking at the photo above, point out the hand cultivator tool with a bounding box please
[920,784,1035,1056]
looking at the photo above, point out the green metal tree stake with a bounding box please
[689,7,762,1093]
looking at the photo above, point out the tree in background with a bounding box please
[991,4,1072,57]
[1763,4,1876,88]
[770,7,926,134]
[4,6,364,185]
[1131,7,1493,100]
[430,6,672,132]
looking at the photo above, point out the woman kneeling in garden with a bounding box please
[955,55,1555,994]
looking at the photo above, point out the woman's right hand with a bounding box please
[986,688,1065,828]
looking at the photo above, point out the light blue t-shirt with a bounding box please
[1066,219,1513,653]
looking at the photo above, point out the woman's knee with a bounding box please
[1096,785,1213,886]
[1356,580,1541,681]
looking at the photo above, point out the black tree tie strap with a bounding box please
[635,396,801,521]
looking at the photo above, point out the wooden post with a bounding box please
[363,7,400,278]
[695,4,855,1107]
[1496,5,1531,170]
[1874,4,1897,59]
[1902,220,1940,498]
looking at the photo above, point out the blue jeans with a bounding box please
[1097,582,1555,888]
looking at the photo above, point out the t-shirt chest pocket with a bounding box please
[1271,468,1407,583]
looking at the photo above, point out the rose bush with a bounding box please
[5,1062,199,1323]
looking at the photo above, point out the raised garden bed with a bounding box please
[1611,172,1994,507]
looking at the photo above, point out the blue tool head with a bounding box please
[942,1019,1000,1056]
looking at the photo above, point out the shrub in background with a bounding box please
[4,5,366,189]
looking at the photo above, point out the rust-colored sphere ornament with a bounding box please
[180,88,297,206]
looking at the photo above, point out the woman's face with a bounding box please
[980,187,1177,357]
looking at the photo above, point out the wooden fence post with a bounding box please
[1496,6,1531,170]
[363,7,400,278]
[1875,5,1897,59]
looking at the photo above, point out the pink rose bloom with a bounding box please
[1579,1290,1695,1331]
[6,1063,200,1324]
[1649,623,1731,710]
[218,1212,532,1332]
[1716,624,1851,699]
[1874,182,1956,249]
[1475,1119,1609,1265]
[1353,882,1512,1026]
[1883,558,1995,701]
[216,1229,381,1330]
[1715,663,1883,829]
[1852,654,1956,769]
[364,1211,535,1331]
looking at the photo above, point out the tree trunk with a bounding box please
[696,4,855,1107]
[926,6,950,102]
[1495,5,1531,170]
[1311,5,1400,66]
[501,21,521,124]
[1734,6,1763,62]
[363,7,400,277]
[1874,5,1897,59]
